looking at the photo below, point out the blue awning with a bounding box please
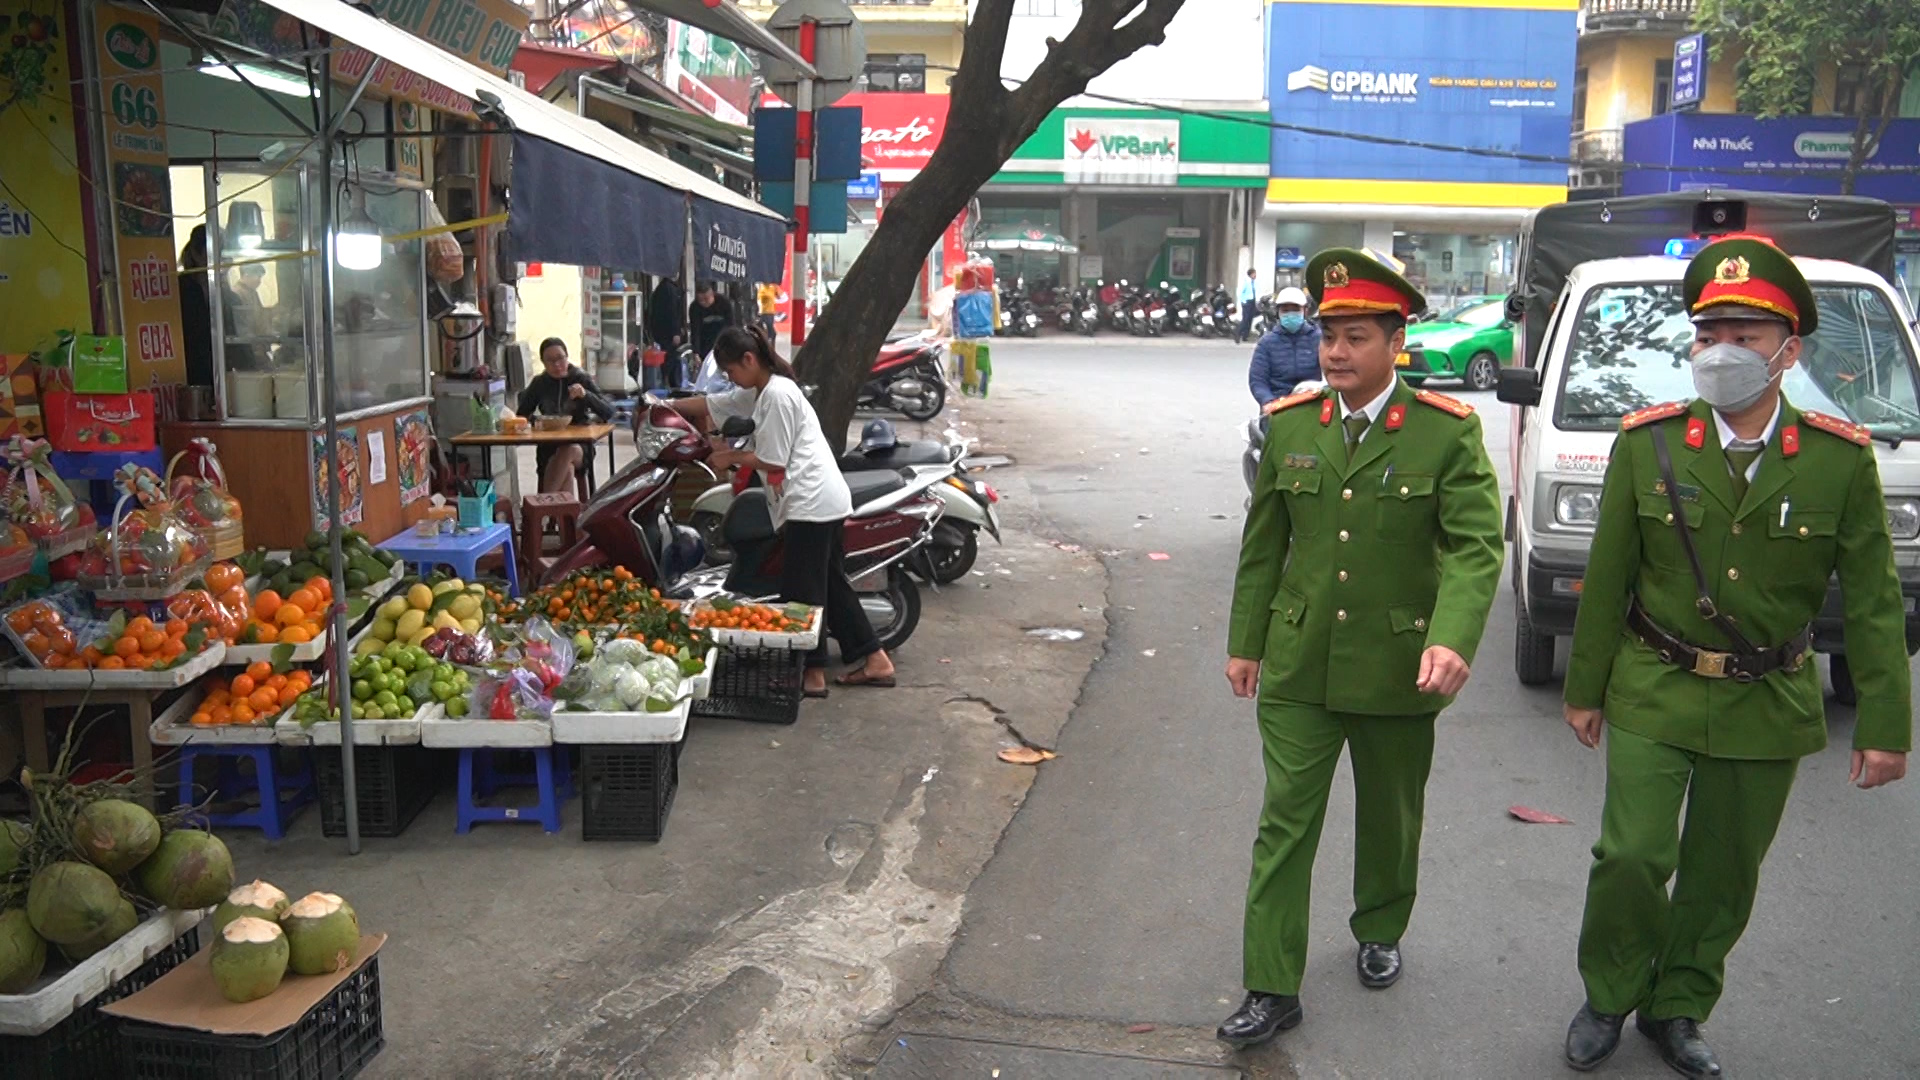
[508,134,689,278]
[692,198,788,285]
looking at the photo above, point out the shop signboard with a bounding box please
[211,0,476,115]
[847,172,882,200]
[95,10,186,385]
[846,92,948,179]
[0,0,93,354]
[1264,0,1576,198]
[1621,113,1920,204]
[665,22,754,125]
[1064,117,1180,185]
[362,0,528,76]
[391,101,426,182]
[1670,34,1706,112]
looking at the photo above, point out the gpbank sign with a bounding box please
[1064,117,1180,184]
[1623,112,1920,203]
[1265,0,1575,188]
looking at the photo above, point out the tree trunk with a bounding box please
[791,0,1188,452]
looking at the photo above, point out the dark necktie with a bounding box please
[1725,443,1763,503]
[1344,412,1371,452]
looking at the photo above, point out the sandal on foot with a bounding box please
[835,670,896,688]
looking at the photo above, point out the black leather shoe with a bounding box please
[1215,991,1303,1049]
[1636,1014,1722,1078]
[1564,1002,1626,1071]
[1356,942,1401,989]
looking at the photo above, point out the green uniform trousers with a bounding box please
[1244,699,1437,995]
[1578,726,1798,1021]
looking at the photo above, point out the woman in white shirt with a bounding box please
[667,325,896,697]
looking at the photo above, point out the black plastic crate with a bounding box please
[119,953,384,1080]
[314,744,436,839]
[690,646,805,724]
[0,925,199,1079]
[578,742,681,841]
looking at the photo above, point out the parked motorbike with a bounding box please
[856,332,948,421]
[1190,287,1214,338]
[998,278,1040,338]
[1209,286,1235,338]
[538,406,940,652]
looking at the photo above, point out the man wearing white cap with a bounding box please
[1249,286,1321,410]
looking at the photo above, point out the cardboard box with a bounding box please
[102,932,385,1036]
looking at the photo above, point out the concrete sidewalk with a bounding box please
[220,395,1107,1076]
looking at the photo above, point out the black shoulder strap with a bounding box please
[1648,424,1756,653]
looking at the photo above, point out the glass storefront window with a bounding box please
[1393,232,1517,309]
[331,181,426,414]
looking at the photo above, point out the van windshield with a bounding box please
[1555,282,1920,438]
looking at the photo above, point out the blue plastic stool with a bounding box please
[456,747,568,833]
[377,523,520,597]
[175,745,314,840]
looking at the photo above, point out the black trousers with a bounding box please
[780,518,881,670]
[1237,307,1257,343]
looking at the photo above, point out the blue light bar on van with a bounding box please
[1664,237,1709,258]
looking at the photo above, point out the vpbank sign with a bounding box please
[1286,64,1419,100]
[1794,132,1875,161]
[1064,117,1180,185]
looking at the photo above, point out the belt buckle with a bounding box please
[1692,649,1730,678]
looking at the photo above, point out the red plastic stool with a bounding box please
[520,492,582,579]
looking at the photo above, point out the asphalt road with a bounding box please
[942,338,1920,1079]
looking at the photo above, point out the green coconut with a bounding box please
[25,862,123,946]
[57,898,138,963]
[0,820,29,878]
[72,800,162,876]
[281,893,359,976]
[134,830,233,910]
[212,881,290,938]
[210,917,289,1003]
[0,909,46,993]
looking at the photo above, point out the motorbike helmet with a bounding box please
[858,418,899,453]
[658,523,707,585]
[1275,286,1309,309]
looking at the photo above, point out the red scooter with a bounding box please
[537,404,937,652]
[857,332,947,421]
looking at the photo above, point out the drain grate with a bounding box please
[873,1033,1241,1079]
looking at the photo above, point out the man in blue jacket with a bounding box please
[1248,287,1321,411]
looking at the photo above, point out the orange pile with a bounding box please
[191,661,314,726]
[689,603,809,633]
[237,576,331,646]
[7,602,196,671]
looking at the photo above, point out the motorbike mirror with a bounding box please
[1159,281,1169,289]
[720,416,756,438]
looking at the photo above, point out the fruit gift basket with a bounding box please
[0,522,32,582]
[4,435,97,559]
[76,464,211,602]
[165,439,245,561]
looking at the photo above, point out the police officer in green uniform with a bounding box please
[1219,248,1505,1048]
[1561,235,1911,1077]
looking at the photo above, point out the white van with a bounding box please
[1497,193,1920,701]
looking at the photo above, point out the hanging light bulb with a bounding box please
[336,191,383,271]
[226,202,264,251]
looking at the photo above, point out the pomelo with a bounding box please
[135,830,234,910]
[281,892,359,975]
[211,917,290,1003]
[212,880,290,937]
[0,909,46,992]
[72,799,162,875]
[26,862,123,946]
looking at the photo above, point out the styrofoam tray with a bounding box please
[223,627,329,667]
[700,605,821,651]
[688,646,718,700]
[0,642,226,690]
[551,698,689,744]
[0,908,203,1037]
[148,683,279,746]
[421,716,551,749]
[276,702,438,747]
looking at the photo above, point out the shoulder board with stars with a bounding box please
[1619,401,1688,432]
[1271,387,1325,413]
[1799,410,1873,447]
[1413,389,1474,418]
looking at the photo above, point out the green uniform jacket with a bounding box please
[1228,379,1505,715]
[1564,397,1912,759]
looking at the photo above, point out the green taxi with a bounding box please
[1397,295,1514,391]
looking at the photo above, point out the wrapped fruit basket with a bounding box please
[165,441,244,563]
[75,467,209,603]
[4,437,96,560]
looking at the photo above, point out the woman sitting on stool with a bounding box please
[518,337,614,494]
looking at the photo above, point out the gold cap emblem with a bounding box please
[1323,262,1350,289]
[1713,256,1750,285]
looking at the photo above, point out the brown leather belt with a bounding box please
[1627,599,1811,682]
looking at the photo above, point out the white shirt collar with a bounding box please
[1711,398,1781,481]
[1339,380,1399,436]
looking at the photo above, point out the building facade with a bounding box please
[1261,0,1578,305]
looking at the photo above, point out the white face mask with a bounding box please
[1691,338,1788,413]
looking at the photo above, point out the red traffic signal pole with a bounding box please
[790,20,817,351]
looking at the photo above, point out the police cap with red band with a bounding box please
[1305,247,1427,320]
[1683,234,1819,335]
